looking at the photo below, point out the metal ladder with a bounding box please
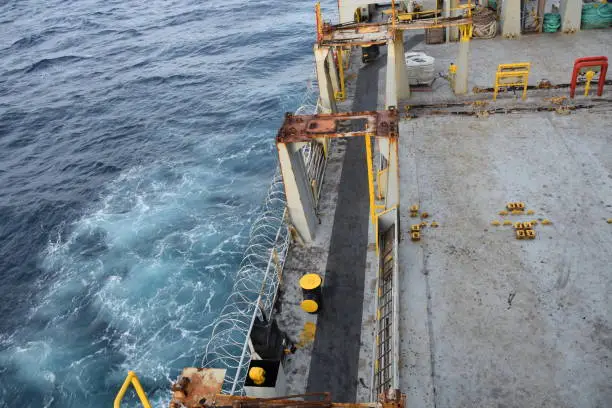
[375,226,396,395]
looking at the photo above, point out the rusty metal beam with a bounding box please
[318,16,472,47]
[276,110,399,144]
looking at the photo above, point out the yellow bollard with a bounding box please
[584,70,595,97]
[449,63,457,89]
[249,367,266,385]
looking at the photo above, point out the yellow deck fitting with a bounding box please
[516,230,526,240]
[608,219,612,224]
[516,202,525,210]
[526,229,536,239]
[411,224,421,232]
[507,202,516,210]
[499,210,509,216]
[523,221,533,229]
[410,204,419,212]
[514,222,524,229]
[410,211,419,217]
[301,299,319,313]
[541,219,552,225]
[420,221,428,227]
[511,210,524,215]
[421,212,429,219]
[491,220,501,226]
[430,221,439,228]
[527,209,535,215]
[531,220,538,225]
[503,220,512,226]
[411,231,421,241]
[299,273,322,290]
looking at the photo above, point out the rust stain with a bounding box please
[277,110,398,144]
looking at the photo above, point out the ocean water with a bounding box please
[0,0,332,406]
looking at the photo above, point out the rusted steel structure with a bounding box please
[276,109,400,243]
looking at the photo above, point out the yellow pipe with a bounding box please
[114,371,152,408]
[365,133,376,225]
[336,47,346,101]
[585,70,595,96]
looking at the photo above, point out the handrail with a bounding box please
[114,371,152,408]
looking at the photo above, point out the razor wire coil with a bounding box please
[202,67,324,395]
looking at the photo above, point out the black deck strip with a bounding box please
[305,53,379,402]
[305,32,423,402]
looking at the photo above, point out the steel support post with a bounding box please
[277,142,318,243]
[385,31,410,109]
[314,44,338,114]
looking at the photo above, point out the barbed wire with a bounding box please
[201,68,322,395]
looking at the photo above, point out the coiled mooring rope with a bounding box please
[473,7,497,39]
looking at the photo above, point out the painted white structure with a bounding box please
[501,0,522,37]
[314,45,338,114]
[559,0,582,32]
[277,142,318,243]
[338,0,378,24]
[454,34,470,94]
[385,31,411,109]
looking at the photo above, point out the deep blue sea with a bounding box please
[0,0,332,406]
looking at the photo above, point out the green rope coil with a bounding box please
[543,13,561,32]
[582,3,612,30]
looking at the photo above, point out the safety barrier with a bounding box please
[493,63,530,100]
[114,371,152,408]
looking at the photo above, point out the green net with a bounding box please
[543,13,561,32]
[582,3,612,29]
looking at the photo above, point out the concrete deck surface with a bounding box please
[399,109,612,408]
[402,28,612,104]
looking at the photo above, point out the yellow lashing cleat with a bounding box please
[526,229,536,239]
[514,222,524,229]
[499,210,509,216]
[516,202,525,210]
[420,221,428,227]
[523,221,533,229]
[411,231,421,241]
[507,202,516,210]
[491,220,501,226]
[421,212,429,219]
[541,219,552,225]
[411,224,421,232]
[527,209,535,215]
[410,204,419,212]
[430,221,439,228]
[503,220,513,226]
[516,230,526,240]
[607,219,612,224]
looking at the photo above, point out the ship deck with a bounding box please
[398,30,612,408]
[277,19,612,408]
